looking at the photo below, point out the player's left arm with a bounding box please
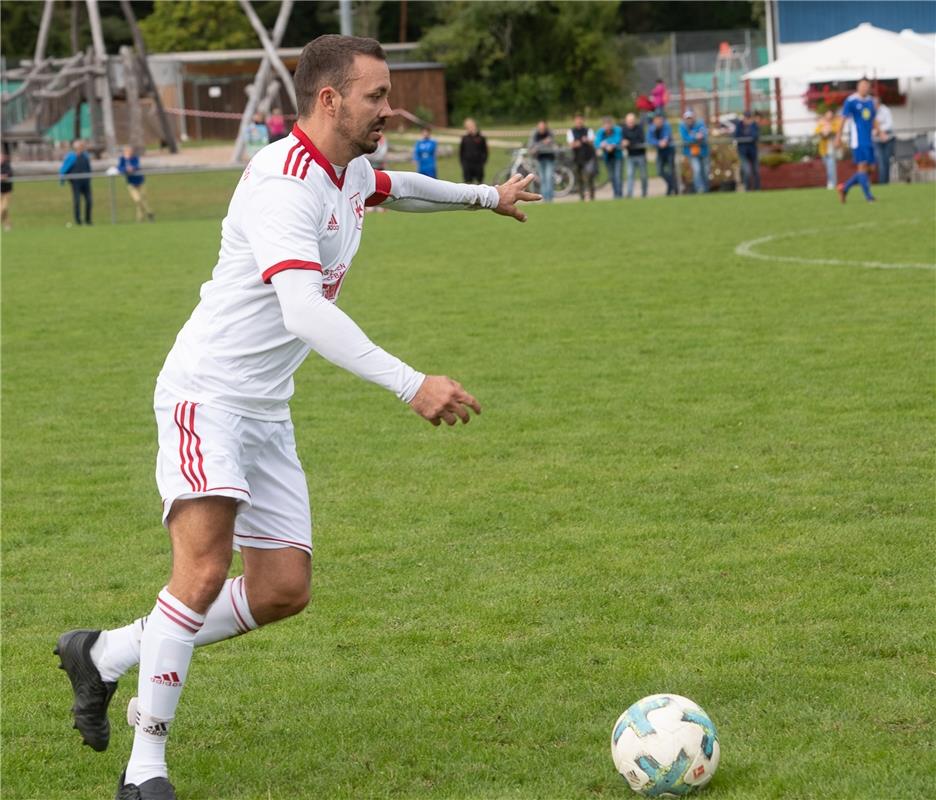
[369,169,541,222]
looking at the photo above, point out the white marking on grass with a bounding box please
[735,221,936,271]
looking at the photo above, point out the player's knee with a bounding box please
[272,582,310,620]
[252,580,310,624]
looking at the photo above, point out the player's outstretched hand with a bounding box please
[409,375,481,427]
[494,173,542,223]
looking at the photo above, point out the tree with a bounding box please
[418,1,632,123]
[138,0,256,52]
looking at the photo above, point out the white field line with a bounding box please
[735,221,936,271]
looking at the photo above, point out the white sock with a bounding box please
[91,577,258,682]
[125,588,205,786]
[197,576,258,645]
[90,617,147,683]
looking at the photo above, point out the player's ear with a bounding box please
[317,86,339,117]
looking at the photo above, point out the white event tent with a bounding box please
[743,23,936,138]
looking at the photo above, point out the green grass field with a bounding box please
[2,179,934,800]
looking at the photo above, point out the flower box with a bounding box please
[759,159,878,190]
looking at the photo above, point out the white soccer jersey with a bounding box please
[157,125,394,420]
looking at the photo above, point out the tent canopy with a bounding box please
[744,23,936,82]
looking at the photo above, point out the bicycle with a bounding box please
[493,147,576,198]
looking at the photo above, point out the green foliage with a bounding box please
[138,0,256,53]
[418,1,632,123]
[0,0,138,60]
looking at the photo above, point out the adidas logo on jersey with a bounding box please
[327,212,340,231]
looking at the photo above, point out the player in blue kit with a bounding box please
[835,77,878,203]
[413,127,438,178]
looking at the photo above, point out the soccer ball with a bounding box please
[611,694,720,797]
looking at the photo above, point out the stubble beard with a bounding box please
[337,106,380,158]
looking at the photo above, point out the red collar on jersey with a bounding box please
[291,124,346,189]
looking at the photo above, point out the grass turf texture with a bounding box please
[2,181,934,799]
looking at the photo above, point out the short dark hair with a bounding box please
[294,34,386,117]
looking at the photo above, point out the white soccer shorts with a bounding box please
[154,387,312,556]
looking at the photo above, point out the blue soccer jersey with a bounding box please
[840,93,875,163]
[413,139,437,177]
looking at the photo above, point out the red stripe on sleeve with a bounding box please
[365,169,392,206]
[282,142,302,175]
[261,259,322,284]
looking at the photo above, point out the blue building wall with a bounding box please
[777,0,936,43]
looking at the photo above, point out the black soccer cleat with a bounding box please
[54,629,118,752]
[115,771,177,800]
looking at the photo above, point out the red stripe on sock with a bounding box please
[158,604,199,634]
[157,595,203,630]
[230,577,249,633]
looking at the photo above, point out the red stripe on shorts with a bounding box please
[174,403,198,493]
[187,403,208,492]
[235,532,312,555]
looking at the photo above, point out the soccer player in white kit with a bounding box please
[55,35,539,800]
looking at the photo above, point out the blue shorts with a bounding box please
[851,144,875,165]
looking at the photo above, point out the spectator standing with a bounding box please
[460,118,488,183]
[413,127,438,178]
[815,109,841,189]
[59,139,92,225]
[118,146,155,223]
[244,112,269,158]
[651,78,669,113]
[566,113,597,201]
[733,109,760,191]
[873,96,895,184]
[621,112,648,198]
[1,147,12,231]
[679,110,709,193]
[635,93,656,127]
[529,120,557,202]
[647,111,677,196]
[266,107,287,143]
[594,116,624,198]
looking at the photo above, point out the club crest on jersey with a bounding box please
[349,192,365,230]
[327,212,340,232]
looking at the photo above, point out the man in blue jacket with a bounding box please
[594,117,623,198]
[647,111,677,196]
[733,110,760,191]
[59,139,92,225]
[679,110,709,194]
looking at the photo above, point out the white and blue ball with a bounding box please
[611,694,719,797]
